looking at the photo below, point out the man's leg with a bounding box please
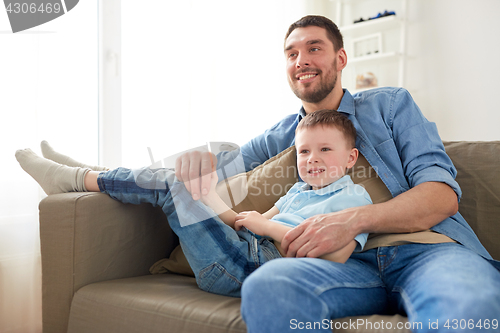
[98,167,282,297]
[384,243,500,333]
[241,252,388,333]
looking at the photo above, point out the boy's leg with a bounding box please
[16,149,90,195]
[16,148,281,296]
[84,171,100,192]
[98,167,282,297]
[40,140,109,171]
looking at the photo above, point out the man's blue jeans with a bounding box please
[241,243,500,332]
[98,167,281,297]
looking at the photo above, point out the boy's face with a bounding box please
[296,125,358,190]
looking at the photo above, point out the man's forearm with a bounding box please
[354,182,459,234]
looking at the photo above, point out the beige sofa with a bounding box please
[38,141,500,333]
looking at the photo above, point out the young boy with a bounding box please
[200,109,370,262]
[16,110,371,296]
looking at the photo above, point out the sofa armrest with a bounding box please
[39,192,176,333]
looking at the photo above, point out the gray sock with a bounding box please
[41,140,109,171]
[15,148,90,195]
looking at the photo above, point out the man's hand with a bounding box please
[280,207,362,258]
[280,182,459,258]
[234,211,271,236]
[175,150,217,201]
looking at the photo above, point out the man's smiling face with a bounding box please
[284,26,340,104]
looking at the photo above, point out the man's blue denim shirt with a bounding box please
[230,87,498,265]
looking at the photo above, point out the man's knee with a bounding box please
[402,244,500,320]
[242,258,294,297]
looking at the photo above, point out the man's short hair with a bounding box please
[285,15,344,51]
[296,109,356,148]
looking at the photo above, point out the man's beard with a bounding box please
[290,60,338,104]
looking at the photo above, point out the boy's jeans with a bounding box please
[98,167,281,297]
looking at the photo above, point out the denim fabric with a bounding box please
[238,87,498,265]
[98,167,282,297]
[241,243,500,333]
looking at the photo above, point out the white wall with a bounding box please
[310,0,500,141]
[406,0,500,141]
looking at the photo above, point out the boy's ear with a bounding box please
[346,148,359,169]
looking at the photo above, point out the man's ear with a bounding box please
[346,148,358,169]
[337,48,347,71]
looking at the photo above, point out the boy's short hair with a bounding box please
[296,110,357,148]
[285,15,344,51]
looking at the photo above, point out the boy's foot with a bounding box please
[41,140,109,171]
[15,148,90,195]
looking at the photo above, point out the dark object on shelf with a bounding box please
[370,10,396,20]
[354,10,396,24]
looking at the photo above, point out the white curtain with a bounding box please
[0,2,98,332]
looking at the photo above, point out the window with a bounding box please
[118,0,306,168]
[0,2,98,331]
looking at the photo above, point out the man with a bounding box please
[229,15,500,332]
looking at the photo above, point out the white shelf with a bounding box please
[348,51,400,64]
[341,15,401,38]
[335,0,408,89]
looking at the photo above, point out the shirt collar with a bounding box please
[337,89,355,116]
[297,89,355,117]
[298,106,307,120]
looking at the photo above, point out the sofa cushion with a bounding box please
[443,141,500,260]
[67,274,246,333]
[68,274,411,333]
[219,145,298,213]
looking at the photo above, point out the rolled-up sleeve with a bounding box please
[390,89,462,201]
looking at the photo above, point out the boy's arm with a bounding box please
[234,207,285,238]
[319,240,357,264]
[236,207,357,264]
[199,170,239,227]
[201,193,237,228]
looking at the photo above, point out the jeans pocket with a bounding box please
[260,239,282,261]
[198,262,243,297]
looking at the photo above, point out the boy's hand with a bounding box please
[234,211,270,236]
[175,151,217,201]
[199,170,220,206]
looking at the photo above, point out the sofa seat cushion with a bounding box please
[67,274,246,333]
[67,274,411,333]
